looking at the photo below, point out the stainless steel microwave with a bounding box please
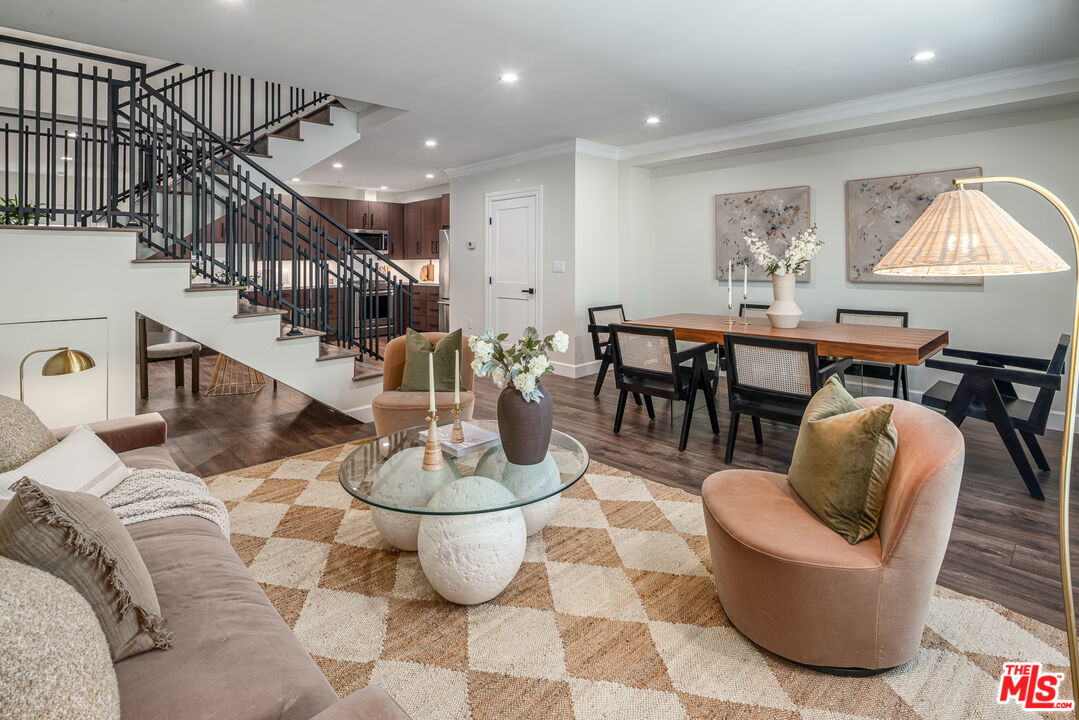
[349,229,388,253]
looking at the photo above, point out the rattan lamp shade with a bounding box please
[874,188,1070,277]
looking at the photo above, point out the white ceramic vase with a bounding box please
[767,273,803,329]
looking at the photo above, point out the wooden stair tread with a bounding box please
[267,133,303,142]
[300,117,333,127]
[353,362,385,382]
[132,258,190,264]
[318,344,360,362]
[277,326,325,341]
[234,307,289,319]
[186,284,252,293]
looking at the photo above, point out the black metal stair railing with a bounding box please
[0,33,413,362]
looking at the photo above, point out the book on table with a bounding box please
[418,421,501,458]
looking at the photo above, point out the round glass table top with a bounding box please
[338,419,589,516]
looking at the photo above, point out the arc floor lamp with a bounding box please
[874,177,1079,711]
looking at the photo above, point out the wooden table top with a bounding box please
[625,313,948,366]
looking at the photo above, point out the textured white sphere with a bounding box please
[418,477,526,604]
[475,446,509,480]
[498,453,562,535]
[370,447,460,551]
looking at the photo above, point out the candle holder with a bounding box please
[450,404,465,443]
[727,302,735,328]
[742,292,750,328]
[421,412,445,471]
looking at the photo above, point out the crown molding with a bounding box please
[574,138,620,160]
[617,57,1079,162]
[444,140,577,179]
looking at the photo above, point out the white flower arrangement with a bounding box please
[467,327,569,403]
[742,224,822,276]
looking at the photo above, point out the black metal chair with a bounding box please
[723,334,851,463]
[587,304,643,406]
[609,324,721,452]
[739,303,770,319]
[921,334,1069,500]
[836,308,910,400]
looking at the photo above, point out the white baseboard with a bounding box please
[343,404,374,423]
[550,359,603,379]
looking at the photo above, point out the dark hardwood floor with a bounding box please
[140,357,1078,631]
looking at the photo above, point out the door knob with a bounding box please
[521,288,535,295]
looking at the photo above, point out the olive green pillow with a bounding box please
[398,328,467,392]
[787,377,898,545]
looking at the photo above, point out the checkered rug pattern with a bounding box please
[206,442,1070,720]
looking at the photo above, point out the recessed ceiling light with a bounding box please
[380,185,388,190]
[425,139,437,147]
[425,173,435,179]
[291,177,300,182]
[66,131,77,138]
[332,162,343,169]
[913,50,936,62]
[500,72,518,83]
[60,156,73,161]
[646,116,660,125]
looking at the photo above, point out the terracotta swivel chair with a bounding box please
[701,397,964,672]
[372,332,476,437]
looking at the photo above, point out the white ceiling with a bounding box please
[2,0,1077,191]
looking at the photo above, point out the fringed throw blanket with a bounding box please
[103,469,230,537]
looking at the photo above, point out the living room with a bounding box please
[2,1,1079,719]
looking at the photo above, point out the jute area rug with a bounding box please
[206,442,1069,720]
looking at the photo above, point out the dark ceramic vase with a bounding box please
[496,381,553,465]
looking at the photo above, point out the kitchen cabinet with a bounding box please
[421,197,440,258]
[403,201,422,259]
[440,193,450,228]
[346,200,390,231]
[387,202,404,259]
[409,285,440,332]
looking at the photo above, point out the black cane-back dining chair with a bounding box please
[739,303,771,319]
[723,334,851,463]
[836,308,910,400]
[609,324,721,452]
[921,334,1069,499]
[587,304,643,406]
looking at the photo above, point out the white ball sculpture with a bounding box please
[497,452,562,536]
[417,477,526,605]
[369,447,460,551]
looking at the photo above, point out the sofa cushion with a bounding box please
[0,556,121,720]
[0,479,171,661]
[398,328,465,392]
[114,515,339,720]
[0,394,57,473]
[0,425,130,500]
[118,445,182,472]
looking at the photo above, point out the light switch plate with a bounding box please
[552,261,566,273]
[467,240,476,250]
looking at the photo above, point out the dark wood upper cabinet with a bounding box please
[440,193,450,228]
[387,202,404,259]
[403,201,422,259]
[367,201,389,231]
[346,199,367,229]
[320,197,348,229]
[421,197,440,258]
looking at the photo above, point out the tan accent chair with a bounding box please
[372,332,476,437]
[702,397,964,671]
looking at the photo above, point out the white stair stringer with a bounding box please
[0,227,381,423]
[235,106,364,187]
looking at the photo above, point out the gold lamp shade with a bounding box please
[41,348,95,376]
[874,188,1070,277]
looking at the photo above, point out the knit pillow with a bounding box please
[0,395,58,473]
[0,425,130,500]
[0,556,121,720]
[0,478,172,660]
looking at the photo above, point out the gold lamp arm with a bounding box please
[957,176,1079,712]
[18,347,67,402]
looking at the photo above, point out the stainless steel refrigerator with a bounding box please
[437,228,450,332]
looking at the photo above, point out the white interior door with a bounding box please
[487,192,538,337]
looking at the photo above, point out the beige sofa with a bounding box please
[372,332,476,437]
[55,414,410,720]
[701,397,965,671]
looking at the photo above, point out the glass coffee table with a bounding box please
[339,419,589,604]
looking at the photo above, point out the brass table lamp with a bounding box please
[874,177,1078,712]
[19,347,96,401]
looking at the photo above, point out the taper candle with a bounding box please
[428,354,436,413]
[743,263,747,297]
[454,349,460,405]
[727,260,732,307]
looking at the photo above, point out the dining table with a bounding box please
[624,313,948,366]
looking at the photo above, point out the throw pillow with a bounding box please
[0,425,130,500]
[398,328,466,392]
[0,395,58,473]
[0,478,172,660]
[787,377,899,545]
[0,556,121,720]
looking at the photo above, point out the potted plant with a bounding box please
[742,224,823,328]
[468,327,569,465]
[1,196,49,225]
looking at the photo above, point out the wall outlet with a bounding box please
[552,260,566,273]
[468,319,473,330]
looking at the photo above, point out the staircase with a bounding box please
[0,33,411,418]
